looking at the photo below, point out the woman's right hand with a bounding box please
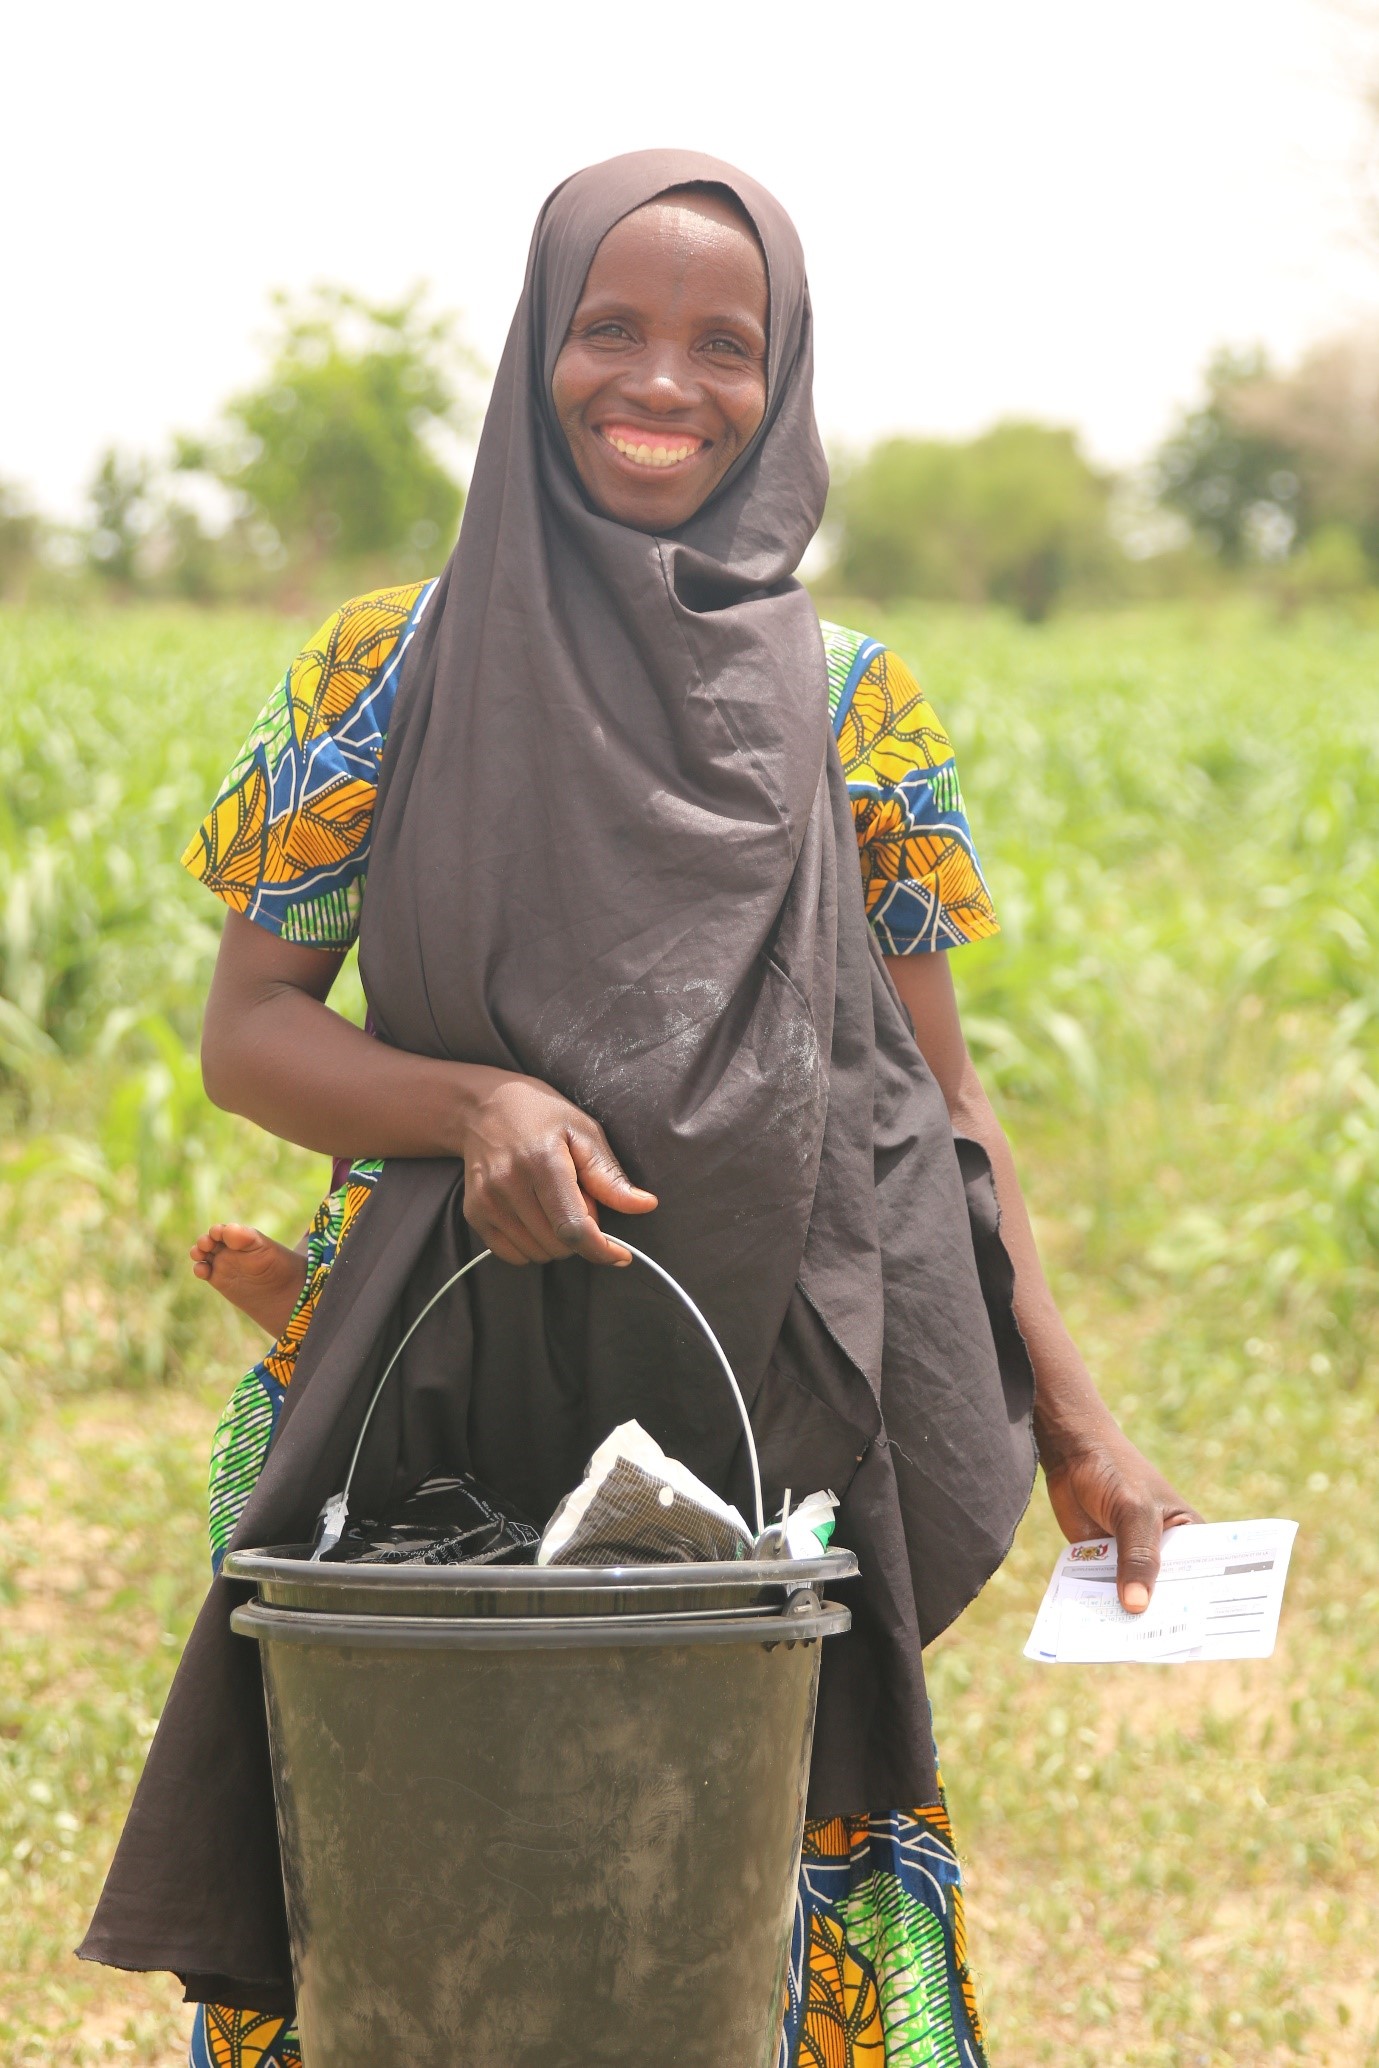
[455,1068,658,1267]
[202,915,655,1264]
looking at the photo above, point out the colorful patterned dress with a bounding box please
[183,583,997,2068]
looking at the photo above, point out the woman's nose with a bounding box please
[620,346,698,413]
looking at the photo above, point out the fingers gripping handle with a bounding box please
[310,1244,764,1560]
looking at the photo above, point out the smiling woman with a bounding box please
[82,151,1195,2068]
[551,186,769,526]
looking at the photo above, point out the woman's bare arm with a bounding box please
[203,912,471,1159]
[201,911,656,1266]
[886,951,1200,1610]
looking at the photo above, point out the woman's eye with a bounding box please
[587,322,632,341]
[704,335,748,357]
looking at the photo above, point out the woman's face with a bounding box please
[551,191,769,532]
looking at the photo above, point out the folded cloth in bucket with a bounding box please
[538,1421,753,1566]
[329,1471,540,1566]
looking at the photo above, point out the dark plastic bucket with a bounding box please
[228,1546,854,2068]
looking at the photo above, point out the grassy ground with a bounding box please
[2,598,1377,2064]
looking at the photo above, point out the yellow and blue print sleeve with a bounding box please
[821,622,998,953]
[181,579,437,949]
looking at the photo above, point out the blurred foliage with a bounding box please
[0,588,1375,1411]
[182,285,481,579]
[875,600,1379,2063]
[2,599,1377,2062]
[82,449,238,605]
[54,286,482,611]
[0,1383,241,2066]
[11,297,1379,621]
[821,327,1379,619]
[85,450,154,589]
[1154,330,1379,579]
[868,601,1379,1371]
[826,422,1114,620]
[0,607,333,1408]
[0,477,42,602]
[1152,348,1303,565]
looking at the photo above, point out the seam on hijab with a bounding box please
[795,1274,883,1401]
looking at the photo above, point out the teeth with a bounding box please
[607,433,698,468]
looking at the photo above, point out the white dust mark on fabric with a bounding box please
[761,1005,825,1180]
[536,978,729,1114]
[536,970,824,1177]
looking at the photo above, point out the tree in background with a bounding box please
[1153,331,1379,580]
[81,446,245,602]
[0,478,41,600]
[1152,349,1300,563]
[826,421,1113,620]
[86,449,155,590]
[183,286,482,580]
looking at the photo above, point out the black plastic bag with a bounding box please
[329,1472,539,1566]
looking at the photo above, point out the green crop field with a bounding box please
[1,598,1376,2066]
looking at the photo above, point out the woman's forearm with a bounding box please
[886,950,1199,1594]
[201,911,657,1267]
[204,978,497,1159]
[945,1064,1118,1465]
[883,951,1116,1463]
[201,910,499,1160]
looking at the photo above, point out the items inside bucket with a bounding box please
[322,1422,838,1570]
[537,1421,838,1567]
[326,1473,540,1566]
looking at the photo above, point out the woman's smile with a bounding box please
[597,422,710,471]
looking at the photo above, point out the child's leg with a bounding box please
[190,1223,308,1338]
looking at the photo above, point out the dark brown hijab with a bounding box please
[81,152,1035,2010]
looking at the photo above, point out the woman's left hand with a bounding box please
[1040,1420,1202,1614]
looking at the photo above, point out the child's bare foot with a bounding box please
[190,1223,308,1338]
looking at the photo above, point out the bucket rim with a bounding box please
[223,1544,860,1591]
[231,1597,852,1651]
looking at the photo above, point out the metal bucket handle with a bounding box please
[312,1242,764,1560]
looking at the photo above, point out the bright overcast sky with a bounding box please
[5,0,1377,518]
